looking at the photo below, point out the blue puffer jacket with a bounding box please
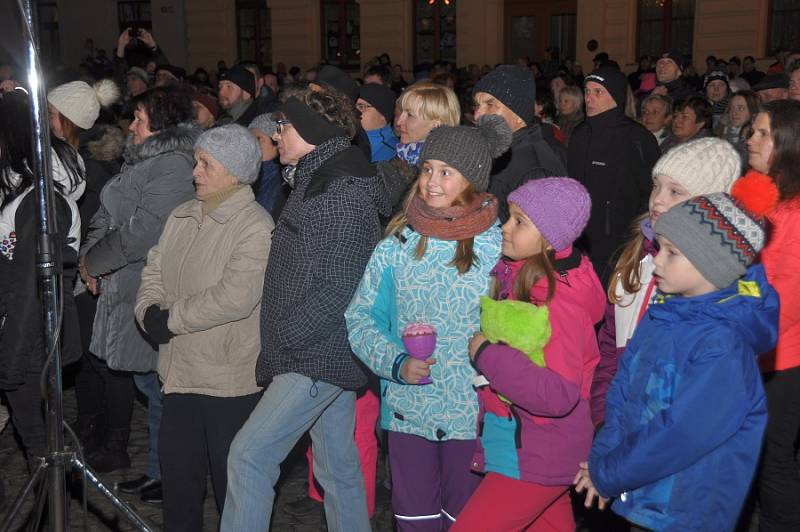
[590,265,778,531]
[345,224,501,441]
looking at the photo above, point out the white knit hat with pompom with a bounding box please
[47,79,120,130]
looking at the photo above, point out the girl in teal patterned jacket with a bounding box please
[346,115,511,531]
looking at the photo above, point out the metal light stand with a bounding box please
[1,2,155,531]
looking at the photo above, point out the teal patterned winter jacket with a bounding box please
[345,224,502,441]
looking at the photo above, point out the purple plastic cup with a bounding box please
[402,333,436,385]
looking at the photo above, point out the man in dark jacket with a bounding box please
[217,65,260,127]
[568,65,661,283]
[222,90,385,532]
[652,49,698,104]
[472,65,567,221]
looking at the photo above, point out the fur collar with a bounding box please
[123,123,201,165]
[85,125,126,162]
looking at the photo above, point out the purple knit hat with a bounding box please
[507,177,591,252]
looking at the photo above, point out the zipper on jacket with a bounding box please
[605,200,612,236]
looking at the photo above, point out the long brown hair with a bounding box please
[386,179,479,274]
[607,212,649,304]
[57,111,82,149]
[762,100,800,201]
[490,240,557,303]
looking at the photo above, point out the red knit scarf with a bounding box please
[405,193,499,241]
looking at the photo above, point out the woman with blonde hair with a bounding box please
[556,85,584,143]
[380,82,461,212]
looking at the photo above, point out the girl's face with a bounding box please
[649,173,691,224]
[728,95,750,128]
[747,112,774,174]
[396,98,439,144]
[501,203,551,260]
[417,159,470,209]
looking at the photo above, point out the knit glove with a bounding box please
[143,305,174,346]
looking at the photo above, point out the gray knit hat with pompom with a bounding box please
[419,114,512,192]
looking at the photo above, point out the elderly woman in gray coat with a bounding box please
[79,86,199,499]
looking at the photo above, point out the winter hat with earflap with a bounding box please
[507,177,592,252]
[651,137,741,196]
[419,114,512,192]
[194,124,262,185]
[47,79,120,130]
[655,192,765,289]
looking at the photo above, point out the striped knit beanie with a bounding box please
[655,192,765,289]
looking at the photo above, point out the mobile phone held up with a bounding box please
[128,26,140,39]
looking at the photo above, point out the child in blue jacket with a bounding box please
[575,193,779,531]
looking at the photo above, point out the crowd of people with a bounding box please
[1,26,800,532]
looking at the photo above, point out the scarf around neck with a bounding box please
[406,192,498,241]
[396,141,423,166]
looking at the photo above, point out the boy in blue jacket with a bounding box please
[575,193,778,531]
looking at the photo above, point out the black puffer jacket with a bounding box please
[567,108,661,283]
[488,123,567,222]
[255,137,389,390]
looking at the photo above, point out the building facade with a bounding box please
[19,0,800,78]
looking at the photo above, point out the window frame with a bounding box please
[413,0,457,66]
[320,0,360,70]
[635,0,696,59]
[767,0,800,56]
[236,0,272,68]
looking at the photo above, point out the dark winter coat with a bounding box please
[567,108,660,282]
[0,191,81,387]
[255,137,389,390]
[659,77,699,104]
[78,124,125,240]
[488,123,567,222]
[81,124,200,372]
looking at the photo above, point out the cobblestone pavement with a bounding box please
[1,388,760,532]
[0,388,393,531]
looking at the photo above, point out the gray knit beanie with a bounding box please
[195,124,262,185]
[472,65,536,125]
[655,193,765,289]
[420,114,512,192]
[249,113,278,137]
[652,137,741,196]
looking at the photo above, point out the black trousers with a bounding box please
[73,291,135,432]
[159,392,261,532]
[4,368,46,461]
[758,366,800,531]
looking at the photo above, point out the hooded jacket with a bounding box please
[470,250,605,485]
[255,137,388,390]
[590,265,777,531]
[81,124,200,372]
[567,105,660,282]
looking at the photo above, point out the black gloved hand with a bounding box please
[143,305,174,346]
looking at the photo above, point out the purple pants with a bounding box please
[388,431,482,531]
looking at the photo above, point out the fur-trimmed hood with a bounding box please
[123,123,201,165]
[85,124,126,162]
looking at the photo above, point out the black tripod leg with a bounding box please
[0,459,46,532]
[71,456,156,532]
[28,480,48,532]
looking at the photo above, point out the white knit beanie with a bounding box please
[652,137,741,196]
[47,79,120,130]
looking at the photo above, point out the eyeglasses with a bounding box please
[275,119,292,134]
[356,103,374,113]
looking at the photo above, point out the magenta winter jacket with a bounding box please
[470,248,605,485]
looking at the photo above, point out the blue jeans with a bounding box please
[221,373,370,532]
[133,371,162,480]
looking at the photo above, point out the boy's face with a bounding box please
[653,235,717,297]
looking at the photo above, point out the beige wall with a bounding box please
[56,0,118,72]
[457,0,504,68]
[185,0,238,75]
[576,0,637,72]
[268,0,321,71]
[151,0,188,68]
[360,0,413,72]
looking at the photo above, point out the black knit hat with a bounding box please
[156,64,186,82]
[703,70,730,91]
[420,114,512,192]
[220,65,256,97]
[314,65,359,103]
[659,49,685,71]
[359,83,397,124]
[282,97,347,145]
[753,73,790,91]
[472,65,536,125]
[585,65,628,108]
